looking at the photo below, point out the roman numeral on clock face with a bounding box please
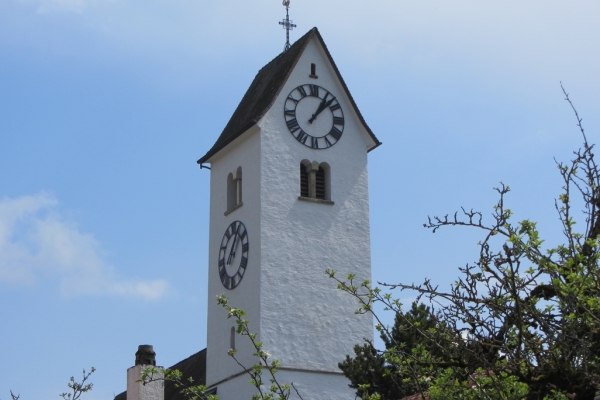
[221,274,232,289]
[284,108,295,116]
[329,126,342,140]
[309,85,319,97]
[311,136,319,149]
[297,86,307,98]
[329,102,340,111]
[297,130,309,144]
[333,116,344,126]
[286,118,300,133]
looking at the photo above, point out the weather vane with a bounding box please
[279,0,296,51]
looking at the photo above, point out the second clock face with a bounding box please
[284,84,344,149]
[218,220,249,290]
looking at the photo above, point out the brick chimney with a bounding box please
[127,345,164,400]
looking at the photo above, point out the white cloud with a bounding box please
[0,192,169,301]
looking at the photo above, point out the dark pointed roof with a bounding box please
[197,27,381,165]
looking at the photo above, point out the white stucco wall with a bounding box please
[206,126,263,386]
[214,369,355,400]
[257,36,373,373]
[205,35,374,398]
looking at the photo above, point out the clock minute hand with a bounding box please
[308,97,336,124]
[226,224,242,265]
[308,99,328,124]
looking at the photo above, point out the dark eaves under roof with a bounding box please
[197,27,381,165]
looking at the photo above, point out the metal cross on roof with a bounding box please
[279,0,296,51]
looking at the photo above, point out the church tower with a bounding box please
[198,27,381,399]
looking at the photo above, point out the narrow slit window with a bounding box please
[230,327,236,350]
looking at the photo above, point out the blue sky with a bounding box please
[1,0,600,398]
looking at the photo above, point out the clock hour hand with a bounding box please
[308,97,336,124]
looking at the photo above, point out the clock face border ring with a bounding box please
[218,220,249,290]
[283,84,345,149]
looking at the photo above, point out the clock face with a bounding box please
[284,84,344,149]
[218,220,249,290]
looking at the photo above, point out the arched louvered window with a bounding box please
[315,167,325,200]
[225,167,243,214]
[300,161,331,202]
[235,167,242,205]
[300,164,309,197]
[227,173,236,211]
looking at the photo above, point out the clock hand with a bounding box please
[308,97,336,124]
[226,236,236,264]
[308,99,327,124]
[227,224,242,265]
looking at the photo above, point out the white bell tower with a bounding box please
[198,27,381,399]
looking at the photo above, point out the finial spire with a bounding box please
[279,0,296,51]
